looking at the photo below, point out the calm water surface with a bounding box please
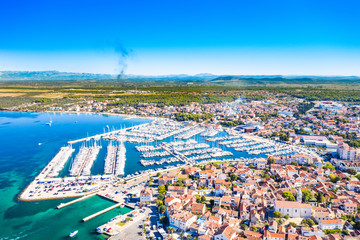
[0,111,148,240]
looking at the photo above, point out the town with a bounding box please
[13,86,360,240]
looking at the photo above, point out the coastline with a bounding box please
[0,109,164,121]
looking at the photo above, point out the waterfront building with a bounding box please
[140,188,152,203]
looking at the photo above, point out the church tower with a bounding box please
[297,188,302,202]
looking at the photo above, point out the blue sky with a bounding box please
[1,0,360,75]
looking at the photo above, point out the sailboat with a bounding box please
[46,117,52,126]
[69,230,78,237]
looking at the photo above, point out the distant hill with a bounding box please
[206,75,360,86]
[0,71,217,81]
[0,71,115,81]
[0,71,359,88]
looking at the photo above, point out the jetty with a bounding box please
[57,193,97,209]
[82,202,123,222]
[67,125,142,144]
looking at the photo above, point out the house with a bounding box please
[191,203,206,215]
[263,230,285,240]
[215,186,226,196]
[274,200,312,218]
[344,202,357,214]
[198,170,214,179]
[327,234,343,240]
[268,220,278,233]
[319,219,345,230]
[139,188,152,203]
[255,159,267,169]
[312,210,331,222]
[208,215,222,225]
[214,224,237,240]
[198,235,212,240]
[169,210,197,231]
[158,177,174,185]
[243,230,263,240]
[167,186,188,195]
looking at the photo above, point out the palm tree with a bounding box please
[186,234,191,240]
[167,227,174,239]
[180,231,184,240]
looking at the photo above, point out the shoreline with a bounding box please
[13,110,161,202]
[0,109,164,121]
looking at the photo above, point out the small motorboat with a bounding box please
[69,230,78,238]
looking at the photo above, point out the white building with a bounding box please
[319,219,345,230]
[274,200,312,218]
[337,143,360,161]
[140,188,152,203]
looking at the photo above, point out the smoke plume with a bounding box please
[114,42,132,80]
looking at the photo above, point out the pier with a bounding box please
[161,143,192,164]
[67,125,146,144]
[82,202,123,222]
[57,193,97,209]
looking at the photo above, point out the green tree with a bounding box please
[300,166,309,172]
[167,227,175,236]
[329,174,341,183]
[282,191,296,201]
[156,200,163,206]
[159,215,168,226]
[273,211,282,218]
[158,205,166,213]
[201,195,206,203]
[290,161,299,166]
[323,162,335,171]
[346,168,357,175]
[241,223,248,230]
[158,185,167,195]
[157,194,165,201]
[289,222,297,228]
[301,189,314,203]
[230,173,238,181]
[301,219,315,227]
[267,157,275,165]
[316,192,324,203]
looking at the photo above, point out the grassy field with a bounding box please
[0,80,360,110]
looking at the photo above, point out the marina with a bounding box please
[19,116,321,201]
[69,143,102,177]
[47,146,75,178]
[19,117,322,203]
[1,111,324,240]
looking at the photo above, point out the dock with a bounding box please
[67,124,147,144]
[82,202,123,222]
[57,193,96,209]
[161,143,192,164]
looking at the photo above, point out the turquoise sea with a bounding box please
[0,111,148,240]
[0,111,272,240]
